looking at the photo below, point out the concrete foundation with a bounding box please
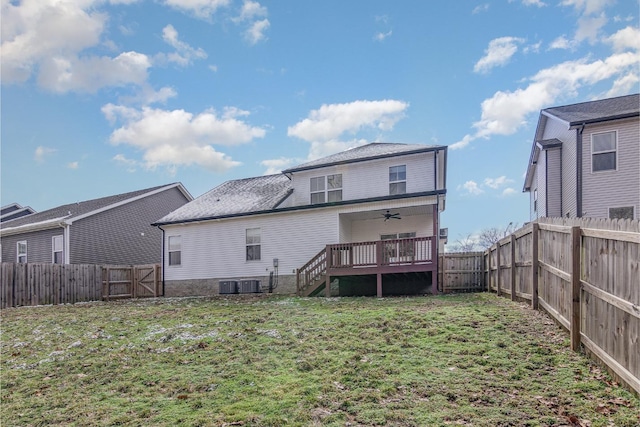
[164,274,298,297]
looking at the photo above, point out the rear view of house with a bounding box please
[154,142,447,297]
[1,183,192,265]
[523,94,639,220]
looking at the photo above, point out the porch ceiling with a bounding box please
[339,205,433,221]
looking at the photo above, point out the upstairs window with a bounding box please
[17,241,27,263]
[52,235,64,264]
[389,165,406,195]
[246,228,261,261]
[534,189,538,213]
[592,131,617,172]
[168,235,181,266]
[310,174,342,204]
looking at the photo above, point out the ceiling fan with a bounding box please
[382,210,401,221]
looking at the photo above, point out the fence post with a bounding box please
[531,223,539,310]
[510,234,516,301]
[496,244,501,297]
[570,226,581,352]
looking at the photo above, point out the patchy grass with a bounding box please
[1,293,638,426]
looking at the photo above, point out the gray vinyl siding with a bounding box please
[529,168,538,221]
[537,153,547,217]
[70,187,190,264]
[1,228,64,263]
[546,149,562,217]
[542,117,577,217]
[581,118,640,219]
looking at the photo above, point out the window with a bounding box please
[168,236,181,266]
[389,165,406,195]
[17,241,27,263]
[381,232,416,259]
[246,228,261,261]
[310,174,343,204]
[609,206,634,220]
[592,131,617,172]
[534,189,538,213]
[52,235,64,264]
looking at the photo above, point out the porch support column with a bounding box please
[325,245,331,297]
[377,273,382,298]
[432,203,439,295]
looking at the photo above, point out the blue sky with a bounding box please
[2,0,638,247]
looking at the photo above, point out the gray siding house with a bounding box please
[524,94,639,220]
[1,183,192,265]
[1,203,36,223]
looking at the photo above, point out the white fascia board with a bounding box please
[67,183,190,225]
[0,216,69,236]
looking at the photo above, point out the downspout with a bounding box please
[60,221,71,264]
[157,225,166,296]
[576,124,585,217]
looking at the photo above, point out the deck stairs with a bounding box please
[297,248,327,296]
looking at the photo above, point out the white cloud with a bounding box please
[260,157,296,175]
[102,104,265,172]
[67,161,79,169]
[502,188,518,196]
[560,0,611,16]
[549,36,574,50]
[162,0,230,19]
[455,51,640,148]
[245,19,270,45]
[474,37,524,74]
[472,4,489,14]
[209,64,218,72]
[374,30,393,41]
[288,100,409,143]
[606,26,640,52]
[158,24,207,66]
[34,146,57,163]
[575,13,607,44]
[484,176,514,189]
[458,181,484,195]
[233,0,267,22]
[522,0,546,6]
[113,154,139,172]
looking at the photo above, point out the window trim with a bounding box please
[17,240,27,263]
[591,130,617,173]
[246,228,261,261]
[168,235,182,266]
[389,165,407,195]
[533,189,538,213]
[52,235,64,264]
[310,174,343,204]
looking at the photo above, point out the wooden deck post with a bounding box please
[377,273,382,298]
[531,223,539,310]
[325,246,331,297]
[432,204,439,295]
[570,226,581,352]
[510,234,516,301]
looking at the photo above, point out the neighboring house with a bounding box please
[523,93,640,220]
[1,183,192,265]
[153,143,447,297]
[1,203,36,223]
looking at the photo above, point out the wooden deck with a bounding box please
[297,237,437,297]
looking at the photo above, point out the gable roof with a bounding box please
[1,183,191,235]
[283,142,444,173]
[0,203,36,223]
[154,174,292,225]
[542,93,639,126]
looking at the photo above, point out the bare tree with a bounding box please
[477,222,519,249]
[449,233,480,252]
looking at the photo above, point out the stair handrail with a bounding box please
[296,247,327,295]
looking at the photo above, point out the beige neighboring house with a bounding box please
[523,93,639,220]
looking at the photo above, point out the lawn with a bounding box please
[1,293,638,426]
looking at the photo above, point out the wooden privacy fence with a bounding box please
[439,252,485,293]
[1,263,162,308]
[485,217,639,394]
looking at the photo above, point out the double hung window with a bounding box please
[17,241,27,263]
[592,131,617,172]
[310,174,342,204]
[168,236,182,266]
[246,228,261,261]
[52,235,63,264]
[389,165,406,195]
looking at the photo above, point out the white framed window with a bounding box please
[17,241,27,263]
[592,131,617,172]
[534,189,538,213]
[168,235,181,266]
[310,174,343,204]
[246,228,261,261]
[52,235,64,264]
[389,165,406,195]
[609,206,634,220]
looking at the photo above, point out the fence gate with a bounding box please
[102,264,161,300]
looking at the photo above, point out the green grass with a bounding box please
[1,293,638,426]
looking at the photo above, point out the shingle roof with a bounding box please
[155,174,292,224]
[543,93,639,125]
[283,142,443,173]
[1,183,182,229]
